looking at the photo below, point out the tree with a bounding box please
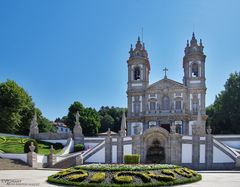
[99,114,114,132]
[98,106,127,133]
[66,101,100,136]
[0,80,55,135]
[0,80,35,134]
[207,72,240,134]
[35,108,56,133]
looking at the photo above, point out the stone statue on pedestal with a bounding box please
[29,113,39,138]
[73,111,84,144]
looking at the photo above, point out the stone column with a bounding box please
[117,135,123,163]
[132,135,141,155]
[105,129,112,163]
[192,135,200,169]
[27,142,38,168]
[76,154,84,165]
[205,134,213,169]
[48,145,56,167]
[169,133,181,165]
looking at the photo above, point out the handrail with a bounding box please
[213,139,237,158]
[82,141,105,161]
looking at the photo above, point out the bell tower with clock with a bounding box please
[126,37,150,135]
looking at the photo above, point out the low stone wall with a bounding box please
[0,153,27,163]
[33,132,72,140]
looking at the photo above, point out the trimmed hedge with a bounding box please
[74,144,85,152]
[90,172,106,183]
[113,171,151,184]
[48,164,202,187]
[124,154,140,164]
[66,171,88,182]
[24,140,38,153]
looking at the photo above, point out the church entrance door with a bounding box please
[146,139,165,164]
[161,124,170,132]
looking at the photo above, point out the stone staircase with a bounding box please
[52,141,105,168]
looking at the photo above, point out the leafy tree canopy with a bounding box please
[207,72,240,134]
[66,101,100,136]
[0,80,54,135]
[0,80,35,134]
[98,106,127,133]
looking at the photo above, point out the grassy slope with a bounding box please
[0,136,63,155]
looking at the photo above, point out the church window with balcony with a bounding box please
[192,94,199,113]
[175,100,181,110]
[133,96,141,113]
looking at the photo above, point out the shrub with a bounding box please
[113,172,133,184]
[161,169,176,178]
[53,143,63,150]
[66,170,88,182]
[90,172,105,183]
[113,171,151,184]
[174,168,192,178]
[147,171,175,182]
[74,144,85,152]
[24,140,38,153]
[124,154,140,164]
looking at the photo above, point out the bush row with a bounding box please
[74,144,85,152]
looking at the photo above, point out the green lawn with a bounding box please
[0,136,63,155]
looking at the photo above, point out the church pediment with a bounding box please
[147,78,185,91]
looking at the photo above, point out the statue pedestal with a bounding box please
[73,123,84,144]
[74,135,84,144]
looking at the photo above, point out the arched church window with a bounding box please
[162,96,170,110]
[134,66,141,80]
[191,63,199,77]
[150,102,156,110]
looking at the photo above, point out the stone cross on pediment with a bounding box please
[163,67,168,79]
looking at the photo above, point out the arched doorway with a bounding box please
[146,139,165,163]
[142,127,170,164]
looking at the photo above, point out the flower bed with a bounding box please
[48,164,202,187]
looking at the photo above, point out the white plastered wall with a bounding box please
[112,145,117,163]
[86,147,105,163]
[213,146,234,163]
[200,144,205,163]
[182,144,192,163]
[124,144,132,155]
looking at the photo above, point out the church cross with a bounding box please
[163,67,168,78]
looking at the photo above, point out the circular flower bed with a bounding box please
[48,164,201,187]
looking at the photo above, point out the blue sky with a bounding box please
[0,0,240,120]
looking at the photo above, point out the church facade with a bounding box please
[127,33,207,136]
